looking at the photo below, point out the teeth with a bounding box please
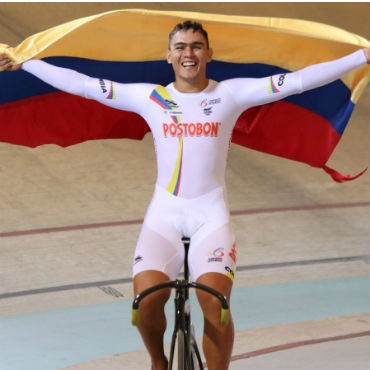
[182,62,196,67]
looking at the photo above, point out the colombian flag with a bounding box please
[0,9,369,181]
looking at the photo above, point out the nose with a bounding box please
[183,45,195,57]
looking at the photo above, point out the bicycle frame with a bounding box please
[132,237,230,370]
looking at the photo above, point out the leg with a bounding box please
[133,224,184,370]
[188,223,236,370]
[196,273,234,370]
[134,270,170,370]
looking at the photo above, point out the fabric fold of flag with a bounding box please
[0,9,369,182]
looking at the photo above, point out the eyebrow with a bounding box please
[173,41,205,47]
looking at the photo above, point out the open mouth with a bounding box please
[181,61,197,68]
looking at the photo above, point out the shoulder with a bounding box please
[218,78,242,95]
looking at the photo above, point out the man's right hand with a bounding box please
[364,48,370,64]
[0,54,22,71]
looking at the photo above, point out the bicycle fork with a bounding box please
[168,283,190,370]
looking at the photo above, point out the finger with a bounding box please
[0,58,11,66]
[1,62,13,70]
[0,60,10,67]
[0,54,10,61]
[0,60,9,67]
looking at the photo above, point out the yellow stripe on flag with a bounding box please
[1,9,369,101]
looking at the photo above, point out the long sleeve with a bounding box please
[22,59,156,115]
[222,49,367,111]
[22,59,87,97]
[299,49,367,91]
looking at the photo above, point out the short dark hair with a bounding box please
[168,20,209,49]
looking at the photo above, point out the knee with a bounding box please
[139,288,171,313]
[197,291,225,320]
[195,273,232,322]
[134,270,171,313]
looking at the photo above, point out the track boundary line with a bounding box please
[1,201,368,238]
[226,331,370,365]
[0,256,368,300]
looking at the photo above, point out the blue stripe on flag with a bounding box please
[0,57,353,134]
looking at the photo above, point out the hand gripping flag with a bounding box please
[0,9,369,182]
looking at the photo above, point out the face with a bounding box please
[167,29,213,85]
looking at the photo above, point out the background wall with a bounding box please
[0,2,369,46]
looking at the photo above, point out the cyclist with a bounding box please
[1,20,369,370]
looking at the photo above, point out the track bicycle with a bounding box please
[132,237,230,370]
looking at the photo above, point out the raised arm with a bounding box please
[223,49,369,111]
[22,59,88,97]
[0,55,154,115]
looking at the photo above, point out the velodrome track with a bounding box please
[0,3,369,370]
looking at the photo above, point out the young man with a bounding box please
[1,20,369,370]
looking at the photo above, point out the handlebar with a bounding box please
[132,279,229,326]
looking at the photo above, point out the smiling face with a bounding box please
[166,29,213,92]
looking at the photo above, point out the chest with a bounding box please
[144,85,237,139]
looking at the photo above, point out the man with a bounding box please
[1,20,369,370]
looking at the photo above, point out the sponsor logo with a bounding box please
[225,266,235,281]
[200,98,221,107]
[212,248,225,257]
[200,98,221,114]
[162,121,221,138]
[210,98,221,105]
[208,257,223,262]
[229,242,237,264]
[208,247,224,262]
[278,73,286,87]
[99,79,107,93]
[163,110,183,116]
[165,99,179,109]
[134,255,143,265]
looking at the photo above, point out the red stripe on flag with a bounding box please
[0,92,365,182]
[0,92,150,147]
[232,100,341,168]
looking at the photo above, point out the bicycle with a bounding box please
[131,237,230,370]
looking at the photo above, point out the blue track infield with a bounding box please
[0,275,369,370]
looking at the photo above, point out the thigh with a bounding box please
[133,223,185,281]
[133,270,171,302]
[187,223,237,283]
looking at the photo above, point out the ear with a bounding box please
[166,49,172,64]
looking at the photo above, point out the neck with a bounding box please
[173,77,209,93]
